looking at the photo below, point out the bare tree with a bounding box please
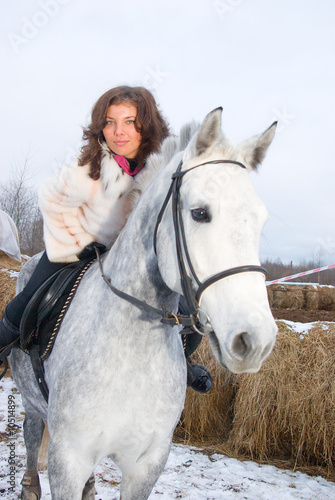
[0,159,44,256]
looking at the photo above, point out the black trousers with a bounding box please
[5,252,67,328]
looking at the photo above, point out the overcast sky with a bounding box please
[1,0,335,266]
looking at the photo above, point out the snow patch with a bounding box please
[0,375,335,499]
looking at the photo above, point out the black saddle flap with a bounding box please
[20,257,95,355]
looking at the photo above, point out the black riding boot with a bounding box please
[186,359,213,393]
[0,309,20,349]
[0,309,21,378]
[178,296,213,393]
[178,297,213,393]
[182,329,213,393]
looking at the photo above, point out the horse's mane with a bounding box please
[131,121,200,207]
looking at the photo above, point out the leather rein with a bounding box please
[97,158,267,334]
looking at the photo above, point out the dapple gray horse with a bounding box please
[10,108,278,499]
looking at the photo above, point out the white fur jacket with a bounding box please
[39,149,138,263]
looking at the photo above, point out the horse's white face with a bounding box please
[156,108,278,374]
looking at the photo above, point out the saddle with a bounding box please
[19,256,95,401]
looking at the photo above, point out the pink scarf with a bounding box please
[113,154,143,176]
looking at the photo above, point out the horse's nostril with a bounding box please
[232,332,251,359]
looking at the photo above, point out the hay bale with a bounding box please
[280,285,304,309]
[0,251,27,317]
[269,285,286,308]
[0,270,17,317]
[271,289,286,308]
[304,289,319,310]
[0,250,22,272]
[266,286,274,308]
[228,321,335,470]
[270,285,304,309]
[176,336,237,443]
[318,286,335,311]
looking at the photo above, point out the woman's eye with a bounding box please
[191,208,211,222]
[126,120,135,124]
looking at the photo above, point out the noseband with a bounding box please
[97,159,267,334]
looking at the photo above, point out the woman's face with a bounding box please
[102,103,142,159]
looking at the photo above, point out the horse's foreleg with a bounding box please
[48,437,95,500]
[120,440,171,500]
[21,411,44,500]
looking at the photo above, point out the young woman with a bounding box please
[0,85,212,392]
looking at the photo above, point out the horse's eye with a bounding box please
[191,208,211,222]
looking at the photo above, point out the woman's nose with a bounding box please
[114,123,124,136]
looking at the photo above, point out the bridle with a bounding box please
[97,158,267,334]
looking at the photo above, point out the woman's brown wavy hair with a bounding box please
[78,86,170,179]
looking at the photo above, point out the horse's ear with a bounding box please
[239,121,277,170]
[195,107,223,156]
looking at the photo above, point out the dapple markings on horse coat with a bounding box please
[10,108,278,499]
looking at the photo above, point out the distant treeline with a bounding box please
[262,259,335,286]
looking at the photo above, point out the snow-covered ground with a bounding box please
[1,372,335,499]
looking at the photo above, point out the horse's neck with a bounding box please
[103,170,178,313]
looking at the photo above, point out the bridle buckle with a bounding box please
[192,308,213,336]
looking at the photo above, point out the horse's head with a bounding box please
[156,108,278,374]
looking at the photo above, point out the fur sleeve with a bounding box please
[39,155,135,263]
[39,162,97,262]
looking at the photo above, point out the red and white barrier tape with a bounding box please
[266,263,335,285]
